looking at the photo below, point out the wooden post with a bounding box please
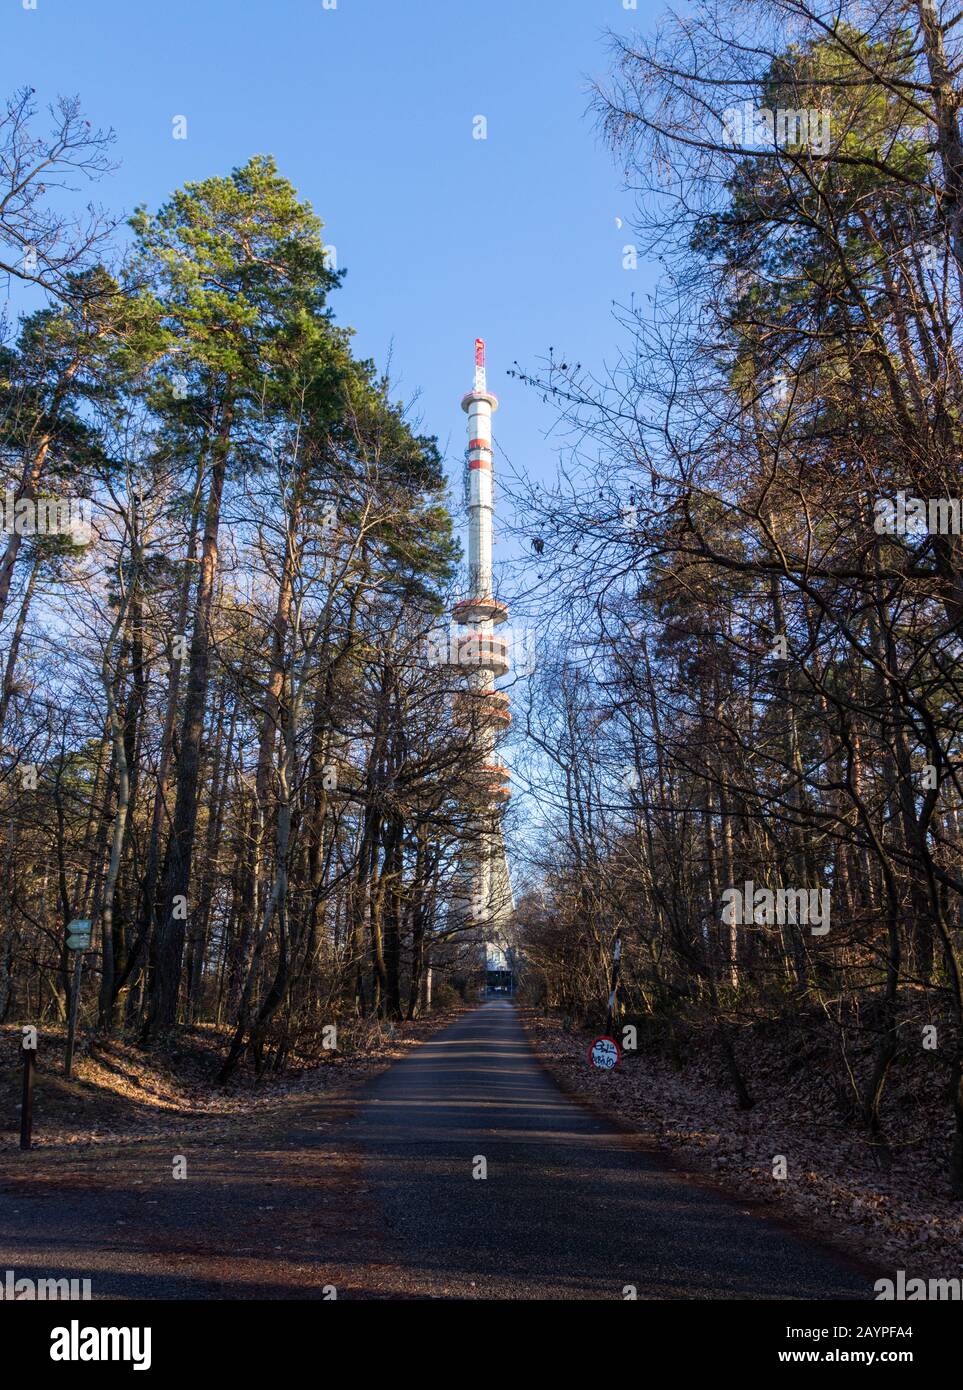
[605,931,623,1037]
[20,1039,35,1150]
[65,952,83,1079]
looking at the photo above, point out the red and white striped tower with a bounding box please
[451,339,511,934]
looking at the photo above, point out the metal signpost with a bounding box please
[64,919,91,1079]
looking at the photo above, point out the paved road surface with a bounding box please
[348,1000,874,1299]
[0,1001,875,1299]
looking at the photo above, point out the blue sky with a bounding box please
[2,0,665,529]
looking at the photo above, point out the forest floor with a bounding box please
[0,1009,465,1298]
[0,1011,464,1152]
[523,1007,963,1285]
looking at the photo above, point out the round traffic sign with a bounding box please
[589,1036,620,1070]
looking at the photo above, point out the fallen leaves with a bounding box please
[524,1008,963,1280]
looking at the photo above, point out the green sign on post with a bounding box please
[64,919,91,1079]
[66,919,91,951]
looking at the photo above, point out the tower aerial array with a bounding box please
[449,339,514,982]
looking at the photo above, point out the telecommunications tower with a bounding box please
[449,339,514,984]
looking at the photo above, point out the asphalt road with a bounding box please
[348,999,874,1300]
[0,1001,876,1300]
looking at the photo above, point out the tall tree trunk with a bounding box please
[145,397,234,1041]
[0,551,40,739]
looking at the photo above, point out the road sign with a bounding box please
[589,1036,621,1071]
[65,919,92,951]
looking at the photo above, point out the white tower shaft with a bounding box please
[463,338,497,601]
[450,340,512,962]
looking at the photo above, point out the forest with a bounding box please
[508,0,963,1201]
[0,104,490,1083]
[4,0,963,1218]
